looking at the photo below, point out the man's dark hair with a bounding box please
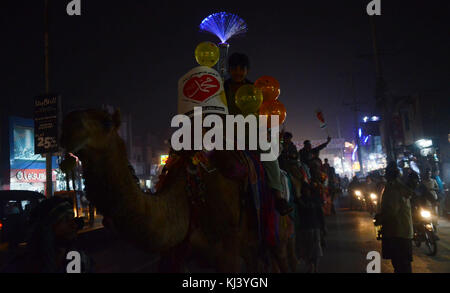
[283,132,293,140]
[228,53,250,70]
[408,171,420,182]
[385,161,400,181]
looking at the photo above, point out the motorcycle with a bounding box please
[367,192,378,215]
[351,189,366,211]
[413,207,439,256]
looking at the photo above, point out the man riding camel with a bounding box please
[224,52,293,216]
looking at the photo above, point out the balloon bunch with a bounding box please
[193,42,287,127]
[235,76,287,127]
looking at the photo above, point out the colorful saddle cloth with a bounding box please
[244,151,280,248]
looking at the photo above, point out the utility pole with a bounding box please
[336,115,346,177]
[343,75,365,176]
[369,17,395,162]
[44,0,53,197]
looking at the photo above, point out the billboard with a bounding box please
[9,116,57,170]
[34,95,61,154]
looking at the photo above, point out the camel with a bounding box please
[61,108,297,272]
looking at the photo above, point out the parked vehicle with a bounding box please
[0,191,45,247]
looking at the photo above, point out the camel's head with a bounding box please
[61,109,122,158]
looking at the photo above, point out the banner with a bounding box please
[34,95,61,154]
[178,66,228,117]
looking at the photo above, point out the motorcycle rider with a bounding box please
[364,175,378,213]
[348,176,361,210]
[421,168,439,228]
[406,172,424,225]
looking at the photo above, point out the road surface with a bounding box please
[307,197,450,273]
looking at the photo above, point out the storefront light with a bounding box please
[160,155,169,165]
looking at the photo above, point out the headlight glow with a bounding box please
[421,210,431,219]
[355,190,362,196]
[370,193,377,200]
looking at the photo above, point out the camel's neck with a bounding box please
[80,138,190,252]
[85,142,133,198]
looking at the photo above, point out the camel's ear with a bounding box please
[112,109,121,129]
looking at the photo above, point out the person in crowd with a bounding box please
[299,137,331,168]
[379,161,414,273]
[421,168,440,218]
[342,175,350,192]
[295,183,326,273]
[279,132,298,170]
[309,158,331,215]
[279,132,303,198]
[1,197,93,273]
[323,159,337,215]
[432,168,446,216]
[223,52,292,216]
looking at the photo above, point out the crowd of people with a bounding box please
[221,52,346,272]
[278,131,342,272]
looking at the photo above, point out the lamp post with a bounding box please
[44,0,53,197]
[216,43,230,80]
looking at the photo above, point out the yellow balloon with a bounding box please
[235,84,263,115]
[195,42,220,67]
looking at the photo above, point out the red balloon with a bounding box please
[254,76,280,102]
[259,100,287,127]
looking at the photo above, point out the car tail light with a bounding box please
[0,220,3,230]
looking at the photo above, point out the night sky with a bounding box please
[2,0,449,142]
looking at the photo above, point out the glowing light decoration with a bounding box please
[160,155,169,166]
[363,135,370,145]
[352,145,358,161]
[358,128,362,138]
[199,12,248,44]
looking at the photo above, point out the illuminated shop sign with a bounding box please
[11,169,57,183]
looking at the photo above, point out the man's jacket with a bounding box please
[380,178,414,239]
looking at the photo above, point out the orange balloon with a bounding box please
[254,76,280,101]
[259,100,287,127]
